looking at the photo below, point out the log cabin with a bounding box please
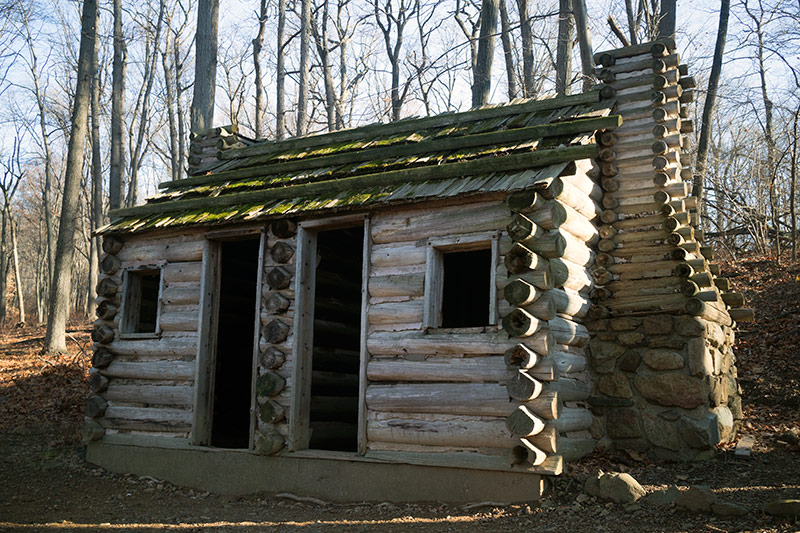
[87,38,752,503]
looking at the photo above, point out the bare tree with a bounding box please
[693,0,730,223]
[18,7,56,294]
[516,0,535,97]
[572,0,594,92]
[191,0,219,133]
[743,0,780,259]
[44,0,97,353]
[297,0,311,134]
[253,0,268,138]
[555,0,573,96]
[126,0,166,207]
[276,0,287,139]
[497,0,516,100]
[658,0,676,38]
[0,138,25,325]
[110,0,126,210]
[471,0,498,107]
[373,0,417,121]
[88,9,103,317]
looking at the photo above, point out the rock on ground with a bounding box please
[584,471,646,504]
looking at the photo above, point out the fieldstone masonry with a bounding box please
[585,39,750,460]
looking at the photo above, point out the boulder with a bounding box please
[643,315,673,335]
[589,339,626,374]
[585,471,646,503]
[679,414,721,449]
[642,412,681,451]
[643,349,685,371]
[762,499,800,517]
[644,485,680,506]
[711,502,748,516]
[634,374,705,409]
[607,409,641,438]
[597,373,633,398]
[676,485,716,512]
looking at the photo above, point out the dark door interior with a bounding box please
[308,226,364,451]
[210,238,260,448]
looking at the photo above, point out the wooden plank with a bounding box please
[159,310,199,332]
[289,227,317,451]
[163,262,203,283]
[367,413,517,448]
[117,240,204,263]
[101,406,192,432]
[249,230,268,450]
[366,383,557,418]
[367,355,555,383]
[101,360,195,381]
[371,201,510,245]
[106,335,198,358]
[368,299,424,325]
[370,243,427,268]
[368,329,531,356]
[358,218,372,455]
[104,384,194,406]
[191,240,219,445]
[368,273,425,299]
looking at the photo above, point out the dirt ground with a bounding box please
[1,256,799,532]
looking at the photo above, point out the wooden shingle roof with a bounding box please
[101,90,619,234]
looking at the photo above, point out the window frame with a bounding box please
[119,264,166,339]
[423,231,500,329]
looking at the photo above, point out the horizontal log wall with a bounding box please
[364,183,597,474]
[89,230,206,442]
[365,199,526,469]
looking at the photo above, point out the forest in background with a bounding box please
[0,0,797,352]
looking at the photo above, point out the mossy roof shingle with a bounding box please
[101,90,618,234]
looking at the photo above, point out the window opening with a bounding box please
[441,248,491,328]
[210,238,260,448]
[308,226,363,452]
[121,269,162,335]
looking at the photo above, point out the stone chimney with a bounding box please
[586,39,753,460]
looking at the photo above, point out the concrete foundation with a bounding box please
[87,439,546,503]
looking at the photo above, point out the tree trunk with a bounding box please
[744,3,779,261]
[555,0,574,96]
[297,0,311,135]
[110,0,126,210]
[191,0,219,133]
[126,0,165,208]
[791,104,798,261]
[516,0,535,97]
[253,0,267,138]
[162,32,179,182]
[88,23,103,318]
[44,0,97,354]
[692,0,729,227]
[276,0,286,139]
[472,0,499,107]
[624,0,637,44]
[10,215,24,324]
[658,0,676,38]
[0,211,8,324]
[313,0,337,131]
[23,24,56,293]
[498,0,517,100]
[571,0,594,92]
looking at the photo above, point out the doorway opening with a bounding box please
[308,226,363,452]
[210,238,260,448]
